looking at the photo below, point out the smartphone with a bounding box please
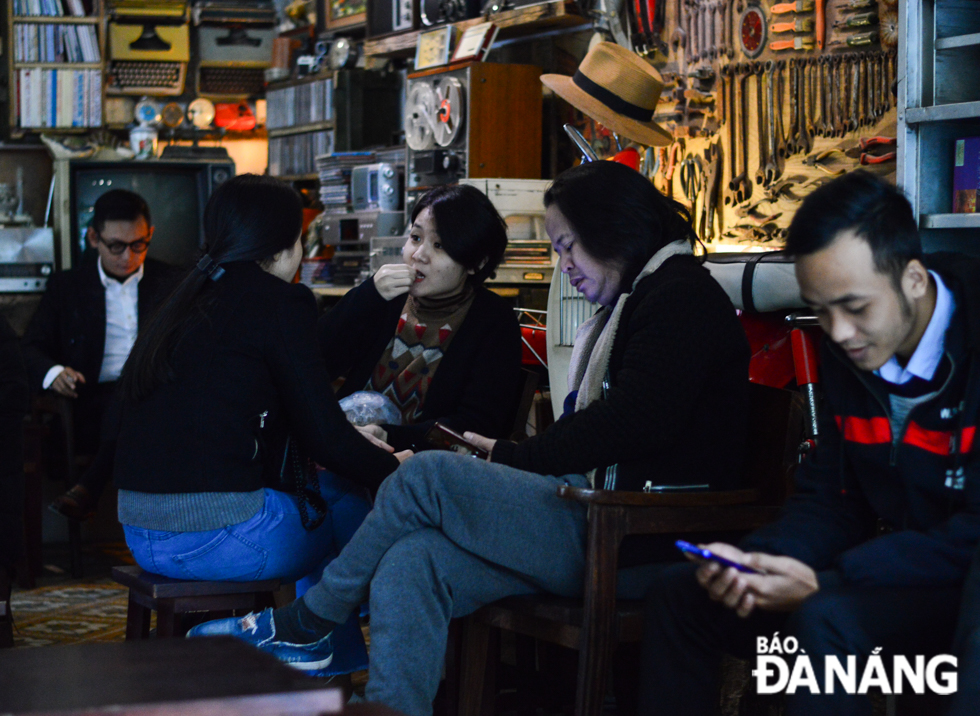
[424,422,489,460]
[675,540,761,574]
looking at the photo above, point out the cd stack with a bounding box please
[268,132,334,177]
[266,77,332,129]
[267,76,334,177]
[315,151,375,214]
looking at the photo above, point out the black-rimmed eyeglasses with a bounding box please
[97,233,151,255]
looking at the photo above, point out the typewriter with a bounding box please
[194,2,275,98]
[197,66,265,97]
[107,60,187,95]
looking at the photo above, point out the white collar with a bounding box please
[876,271,955,385]
[98,257,144,289]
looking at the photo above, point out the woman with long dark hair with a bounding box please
[189,162,751,715]
[112,174,410,669]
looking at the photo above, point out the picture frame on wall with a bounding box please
[326,0,366,29]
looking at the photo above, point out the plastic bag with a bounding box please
[339,391,402,427]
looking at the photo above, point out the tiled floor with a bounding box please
[9,542,134,648]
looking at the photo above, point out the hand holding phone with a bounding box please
[424,422,489,460]
[675,540,761,574]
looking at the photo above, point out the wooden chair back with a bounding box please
[508,368,540,443]
[457,382,805,716]
[742,381,806,505]
[27,394,86,577]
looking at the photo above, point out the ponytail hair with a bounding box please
[120,175,303,402]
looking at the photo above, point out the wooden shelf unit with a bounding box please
[11,15,101,24]
[265,71,335,92]
[274,173,319,181]
[267,121,335,139]
[14,62,102,69]
[363,0,586,59]
[6,1,108,136]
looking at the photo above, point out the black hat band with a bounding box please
[572,70,655,123]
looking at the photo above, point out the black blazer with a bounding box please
[317,278,524,452]
[21,253,180,391]
[113,262,400,495]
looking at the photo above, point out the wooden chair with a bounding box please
[0,565,13,648]
[457,382,805,716]
[509,368,540,442]
[24,394,90,578]
[112,565,281,639]
[19,414,45,589]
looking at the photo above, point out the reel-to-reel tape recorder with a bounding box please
[405,76,466,154]
[403,62,543,210]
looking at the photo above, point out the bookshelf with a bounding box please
[6,0,108,136]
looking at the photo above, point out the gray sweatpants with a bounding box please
[301,451,592,716]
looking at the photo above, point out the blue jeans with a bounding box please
[123,470,371,674]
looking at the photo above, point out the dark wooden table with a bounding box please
[0,637,341,715]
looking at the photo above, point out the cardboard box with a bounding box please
[953,137,980,213]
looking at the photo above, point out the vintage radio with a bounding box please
[319,210,405,285]
[461,178,553,284]
[0,227,55,292]
[367,0,419,37]
[320,210,405,244]
[352,163,403,212]
[404,62,542,215]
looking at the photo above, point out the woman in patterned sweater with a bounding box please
[307,183,523,675]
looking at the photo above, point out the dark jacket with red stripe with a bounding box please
[742,252,980,588]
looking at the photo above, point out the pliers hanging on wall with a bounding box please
[844,136,896,165]
[803,148,848,175]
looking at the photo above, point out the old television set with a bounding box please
[64,159,234,269]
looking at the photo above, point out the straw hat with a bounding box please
[541,41,673,147]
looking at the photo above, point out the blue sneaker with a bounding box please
[186,608,334,675]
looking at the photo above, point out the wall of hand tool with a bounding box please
[644,0,898,247]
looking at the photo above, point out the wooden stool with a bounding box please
[112,565,280,640]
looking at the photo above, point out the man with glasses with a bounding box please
[22,189,178,521]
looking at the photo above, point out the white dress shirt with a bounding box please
[41,259,144,388]
[876,271,955,385]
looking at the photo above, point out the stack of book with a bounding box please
[17,69,102,127]
[14,24,101,63]
[13,0,90,17]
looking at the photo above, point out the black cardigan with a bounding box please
[492,254,751,493]
[114,262,401,494]
[317,278,524,451]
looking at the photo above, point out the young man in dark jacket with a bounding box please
[640,171,980,715]
[22,190,178,520]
